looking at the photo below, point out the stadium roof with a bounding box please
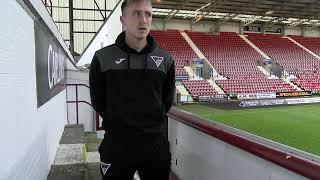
[152,0,320,27]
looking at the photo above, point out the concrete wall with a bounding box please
[220,22,240,33]
[152,18,185,31]
[166,19,191,31]
[0,1,70,179]
[191,21,213,32]
[169,117,309,180]
[284,26,320,37]
[304,28,320,37]
[285,26,302,36]
[152,18,239,33]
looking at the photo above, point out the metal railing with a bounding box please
[66,83,103,131]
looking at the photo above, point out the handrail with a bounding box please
[167,108,320,180]
[67,83,90,88]
[67,100,92,107]
[66,84,103,130]
[66,84,94,127]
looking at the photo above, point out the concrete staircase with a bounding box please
[46,125,107,180]
[47,125,144,180]
[180,31,206,59]
[176,84,190,96]
[180,31,219,76]
[47,124,88,180]
[207,79,225,94]
[184,66,195,78]
[239,35,271,59]
[240,35,275,77]
[176,84,193,103]
[282,78,302,91]
[257,66,270,76]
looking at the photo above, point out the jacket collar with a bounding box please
[115,31,157,55]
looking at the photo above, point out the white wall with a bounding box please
[274,26,320,37]
[192,21,215,32]
[77,0,123,66]
[152,18,241,33]
[285,26,302,36]
[152,18,190,31]
[169,117,309,180]
[151,18,165,30]
[0,1,68,179]
[284,26,320,37]
[304,28,320,37]
[167,19,191,31]
[220,22,240,33]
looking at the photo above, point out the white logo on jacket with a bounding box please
[151,56,164,68]
[115,58,125,64]
[100,162,111,175]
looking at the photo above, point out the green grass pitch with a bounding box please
[175,104,320,156]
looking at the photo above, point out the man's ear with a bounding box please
[120,16,125,26]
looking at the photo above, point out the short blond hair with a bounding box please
[121,0,152,15]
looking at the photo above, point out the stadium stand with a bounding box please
[182,80,218,99]
[289,35,320,56]
[291,73,320,91]
[216,78,296,94]
[185,31,297,94]
[186,32,263,79]
[247,34,320,92]
[246,33,320,76]
[150,30,197,77]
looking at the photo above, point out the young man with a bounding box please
[89,0,175,179]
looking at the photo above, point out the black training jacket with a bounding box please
[89,31,175,138]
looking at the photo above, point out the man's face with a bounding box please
[120,1,152,40]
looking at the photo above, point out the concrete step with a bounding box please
[86,163,101,180]
[47,163,86,180]
[54,144,86,165]
[85,132,102,152]
[85,132,99,143]
[84,133,102,180]
[184,66,194,78]
[180,32,219,76]
[282,78,302,91]
[60,124,85,144]
[176,85,190,96]
[239,35,270,59]
[180,31,206,59]
[48,163,102,180]
[48,125,87,180]
[207,79,225,94]
[48,128,173,180]
[257,66,270,76]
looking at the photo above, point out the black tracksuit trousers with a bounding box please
[98,134,171,180]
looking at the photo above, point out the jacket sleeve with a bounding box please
[163,58,175,114]
[89,54,106,119]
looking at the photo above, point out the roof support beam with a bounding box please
[242,16,263,26]
[164,0,191,22]
[219,13,238,24]
[191,0,222,24]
